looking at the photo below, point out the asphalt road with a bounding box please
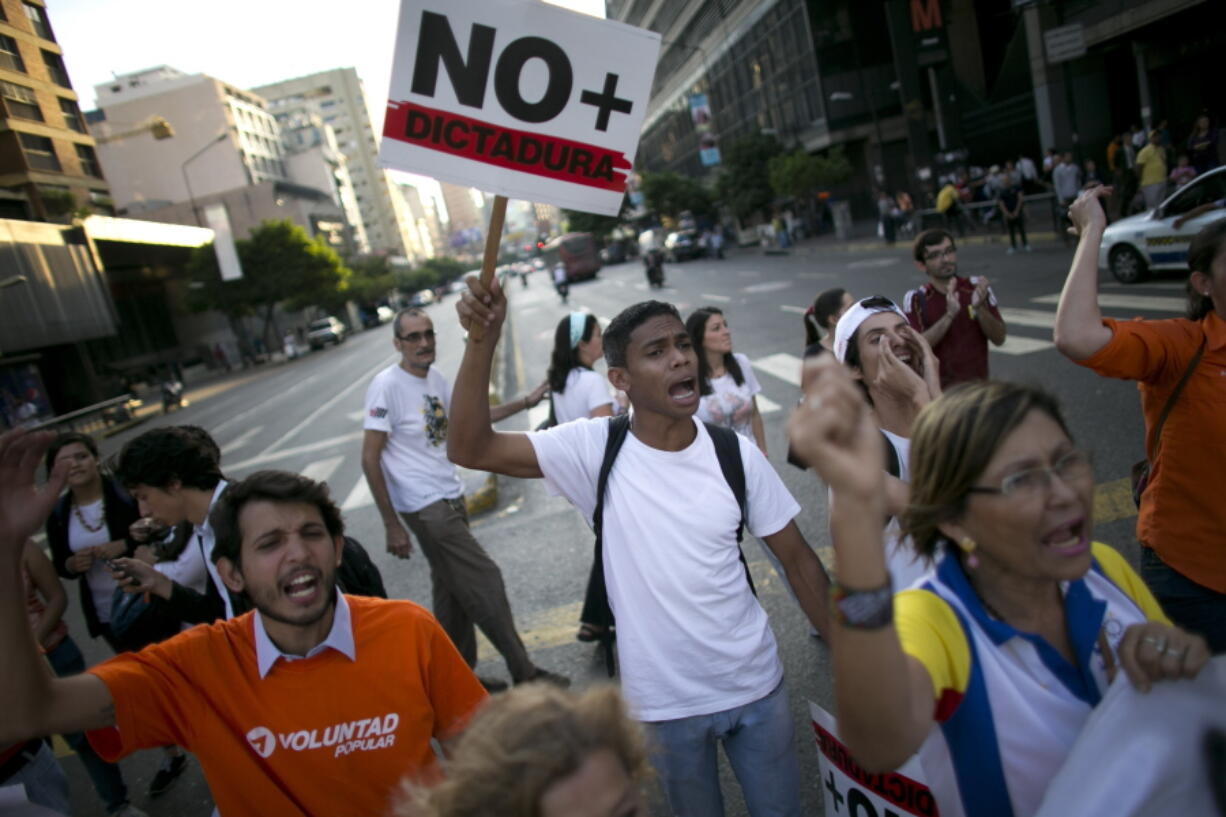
[56,233,1180,816]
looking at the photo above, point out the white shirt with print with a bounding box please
[695,352,762,442]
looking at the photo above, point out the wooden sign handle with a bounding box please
[470,194,507,342]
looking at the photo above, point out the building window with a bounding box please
[22,3,54,41]
[0,35,25,72]
[58,97,83,132]
[2,82,42,121]
[75,144,101,177]
[19,132,59,171]
[42,51,70,86]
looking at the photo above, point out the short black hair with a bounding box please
[1188,220,1226,320]
[603,301,680,368]
[209,470,344,567]
[177,425,221,464]
[45,432,98,474]
[913,228,955,264]
[114,427,222,492]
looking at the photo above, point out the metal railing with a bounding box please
[30,394,142,437]
[914,191,1064,235]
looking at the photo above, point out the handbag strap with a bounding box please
[1147,333,1206,460]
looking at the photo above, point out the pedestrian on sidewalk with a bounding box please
[1136,130,1169,211]
[902,229,1007,388]
[1055,186,1226,653]
[1186,113,1218,175]
[361,308,563,691]
[450,282,832,817]
[553,262,569,305]
[877,191,897,244]
[996,173,1031,254]
[0,446,489,817]
[1052,152,1083,208]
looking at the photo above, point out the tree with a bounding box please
[562,208,621,238]
[639,172,714,221]
[714,133,783,221]
[347,255,395,307]
[768,146,853,200]
[188,219,350,352]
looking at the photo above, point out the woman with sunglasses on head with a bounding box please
[788,360,1210,817]
[686,306,767,455]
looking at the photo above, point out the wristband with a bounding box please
[831,578,894,629]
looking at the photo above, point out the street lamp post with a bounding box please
[180,131,230,226]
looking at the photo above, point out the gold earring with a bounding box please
[959,536,979,569]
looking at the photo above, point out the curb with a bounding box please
[462,307,511,517]
[785,230,1062,255]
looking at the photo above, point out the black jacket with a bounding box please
[46,476,140,639]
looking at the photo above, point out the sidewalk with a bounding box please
[735,217,1062,256]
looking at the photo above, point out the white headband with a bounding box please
[833,298,908,363]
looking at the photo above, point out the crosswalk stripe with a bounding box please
[1031,293,1184,312]
[779,305,806,314]
[341,478,373,512]
[992,336,1055,355]
[301,455,343,485]
[752,353,803,387]
[999,308,1058,330]
[700,293,732,302]
[220,425,264,455]
[757,395,783,414]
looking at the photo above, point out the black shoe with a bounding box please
[518,668,570,688]
[478,676,508,693]
[149,754,188,797]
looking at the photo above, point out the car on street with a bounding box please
[1099,166,1226,283]
[409,289,436,307]
[307,316,347,349]
[665,229,702,262]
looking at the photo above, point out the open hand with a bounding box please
[873,341,927,405]
[945,279,961,319]
[109,556,171,598]
[900,325,942,400]
[0,430,67,556]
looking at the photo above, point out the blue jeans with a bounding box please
[1141,547,1226,654]
[5,742,69,815]
[45,637,131,813]
[645,679,802,817]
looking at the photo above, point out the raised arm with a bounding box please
[1,430,115,745]
[1054,186,1116,361]
[447,275,543,479]
[787,359,934,771]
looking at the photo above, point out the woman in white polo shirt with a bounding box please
[789,366,1211,817]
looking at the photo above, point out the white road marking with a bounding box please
[779,305,806,314]
[1031,293,1184,312]
[752,353,804,387]
[258,355,396,457]
[700,293,732,302]
[219,425,264,455]
[227,430,363,473]
[301,455,343,485]
[341,478,373,512]
[797,271,836,279]
[847,257,900,269]
[992,336,1055,355]
[213,374,321,434]
[737,270,762,277]
[757,395,783,414]
[346,410,364,422]
[998,308,1058,330]
[742,281,793,294]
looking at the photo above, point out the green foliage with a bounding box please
[769,146,853,200]
[347,255,395,306]
[187,219,351,320]
[639,172,714,220]
[562,208,621,238]
[714,133,784,220]
[394,256,468,293]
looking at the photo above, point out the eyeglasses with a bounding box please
[967,449,1093,499]
[396,329,435,344]
[923,247,958,262]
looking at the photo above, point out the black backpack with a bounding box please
[586,414,753,675]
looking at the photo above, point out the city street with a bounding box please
[60,233,1177,816]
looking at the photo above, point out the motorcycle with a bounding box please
[644,249,665,289]
[161,378,184,413]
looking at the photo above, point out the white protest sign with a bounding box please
[380,0,661,215]
[809,701,939,817]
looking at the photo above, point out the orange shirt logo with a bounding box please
[245,713,401,759]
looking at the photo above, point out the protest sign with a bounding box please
[809,701,939,817]
[380,0,661,216]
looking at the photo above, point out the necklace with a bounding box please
[72,496,106,533]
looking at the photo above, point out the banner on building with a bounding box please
[689,93,721,167]
[809,701,938,817]
[380,0,661,216]
[202,204,243,281]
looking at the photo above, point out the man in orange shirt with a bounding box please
[0,448,487,817]
[1055,185,1226,653]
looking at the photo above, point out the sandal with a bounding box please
[576,623,606,643]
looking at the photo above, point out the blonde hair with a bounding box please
[397,685,649,817]
[902,381,1070,559]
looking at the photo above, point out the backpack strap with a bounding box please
[588,414,631,675]
[704,422,757,596]
[881,429,901,479]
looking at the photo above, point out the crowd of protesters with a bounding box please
[3,190,1225,817]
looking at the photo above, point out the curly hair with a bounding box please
[901,381,1071,560]
[114,426,222,492]
[398,685,649,817]
[208,470,344,567]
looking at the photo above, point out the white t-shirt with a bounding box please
[192,480,233,619]
[156,535,211,631]
[529,417,799,721]
[363,364,463,513]
[696,353,762,442]
[551,368,613,425]
[68,500,117,625]
[881,430,928,589]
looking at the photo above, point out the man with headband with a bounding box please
[361,307,568,690]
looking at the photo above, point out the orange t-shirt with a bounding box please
[87,595,487,817]
[1078,312,1226,593]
